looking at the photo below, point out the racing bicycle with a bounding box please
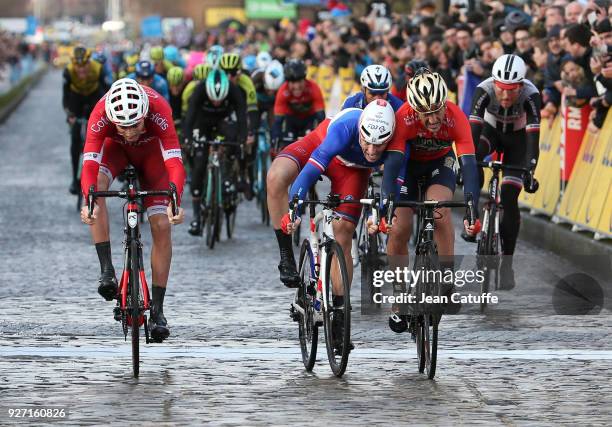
[87,165,178,378]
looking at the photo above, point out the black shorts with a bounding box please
[478,123,527,188]
[400,151,457,201]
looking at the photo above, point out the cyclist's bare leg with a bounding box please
[148,213,172,338]
[386,207,414,324]
[386,207,413,257]
[330,219,357,295]
[426,184,454,257]
[267,156,301,286]
[266,157,299,228]
[149,214,172,288]
[90,174,111,243]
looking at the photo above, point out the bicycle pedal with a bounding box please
[113,307,122,322]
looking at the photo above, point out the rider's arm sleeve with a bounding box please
[524,92,542,170]
[468,87,489,148]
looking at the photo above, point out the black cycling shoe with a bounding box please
[278,251,300,288]
[332,310,354,355]
[389,312,409,333]
[97,268,118,301]
[69,179,80,195]
[238,179,254,201]
[461,230,476,243]
[188,220,201,236]
[149,305,170,343]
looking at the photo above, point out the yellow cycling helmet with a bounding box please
[150,46,164,61]
[406,69,448,114]
[193,63,212,81]
[167,66,184,86]
[72,46,92,65]
[220,53,241,73]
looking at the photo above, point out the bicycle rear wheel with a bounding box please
[130,240,140,378]
[297,240,318,370]
[323,241,351,377]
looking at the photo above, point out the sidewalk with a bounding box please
[0,60,47,124]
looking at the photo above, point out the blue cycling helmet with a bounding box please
[135,60,154,79]
[242,54,257,73]
[207,45,224,69]
[163,45,180,63]
[92,51,107,64]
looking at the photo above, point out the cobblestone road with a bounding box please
[1,71,611,426]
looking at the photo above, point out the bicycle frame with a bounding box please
[256,127,271,195]
[205,144,224,209]
[477,159,529,251]
[118,191,150,315]
[294,195,379,320]
[87,169,177,327]
[480,163,502,252]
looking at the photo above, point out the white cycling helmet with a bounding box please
[406,70,448,114]
[358,99,395,145]
[264,60,285,91]
[256,51,272,70]
[360,64,392,92]
[105,78,149,126]
[492,54,526,89]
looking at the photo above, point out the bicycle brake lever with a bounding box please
[385,193,395,227]
[87,185,95,218]
[372,193,380,225]
[289,195,300,222]
[466,193,475,225]
[169,183,178,216]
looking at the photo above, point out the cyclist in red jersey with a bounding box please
[271,59,325,152]
[79,78,186,342]
[370,70,481,333]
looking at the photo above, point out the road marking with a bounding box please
[2,346,612,361]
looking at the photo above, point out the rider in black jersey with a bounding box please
[469,54,541,289]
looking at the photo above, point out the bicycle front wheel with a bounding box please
[130,240,140,378]
[413,246,440,379]
[260,161,269,226]
[297,240,318,370]
[416,313,439,379]
[206,171,220,249]
[323,241,351,377]
[225,205,237,239]
[477,208,500,310]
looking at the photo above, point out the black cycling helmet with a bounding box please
[72,45,91,65]
[284,59,307,82]
[135,60,154,79]
[404,60,429,79]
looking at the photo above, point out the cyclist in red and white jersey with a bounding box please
[80,78,186,342]
[271,59,326,151]
[373,70,481,333]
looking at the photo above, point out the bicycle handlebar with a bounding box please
[193,136,242,147]
[87,184,178,218]
[288,194,381,223]
[477,160,530,174]
[386,192,476,226]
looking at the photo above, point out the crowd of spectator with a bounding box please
[0,31,51,89]
[195,0,612,131]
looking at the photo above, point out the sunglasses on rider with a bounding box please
[117,121,143,130]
